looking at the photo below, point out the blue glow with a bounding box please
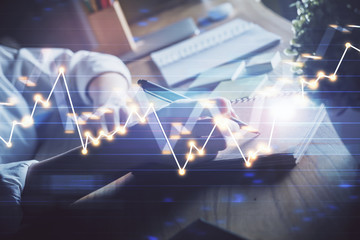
[252,179,263,184]
[244,172,255,177]
[327,204,338,210]
[302,217,312,222]
[50,175,100,191]
[43,7,53,12]
[338,184,353,188]
[137,21,148,27]
[139,8,150,13]
[294,209,304,213]
[148,17,158,22]
[350,195,359,199]
[201,206,211,211]
[176,218,185,223]
[164,221,174,226]
[291,226,300,231]
[32,16,42,21]
[163,197,173,203]
[147,236,158,240]
[232,194,244,203]
[216,219,226,224]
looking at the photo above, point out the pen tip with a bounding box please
[240,125,260,135]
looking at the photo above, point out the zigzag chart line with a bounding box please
[0,42,355,175]
[0,68,268,175]
[300,42,357,96]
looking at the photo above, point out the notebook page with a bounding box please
[215,94,326,164]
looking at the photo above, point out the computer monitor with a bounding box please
[119,0,193,24]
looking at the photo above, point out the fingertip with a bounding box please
[211,97,232,115]
[220,118,240,135]
[215,97,229,106]
[230,109,240,119]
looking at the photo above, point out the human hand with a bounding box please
[151,98,241,166]
[84,73,130,137]
[81,96,241,173]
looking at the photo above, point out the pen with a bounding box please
[137,79,260,135]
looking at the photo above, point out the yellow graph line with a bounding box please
[0,67,275,175]
[1,42,356,174]
[301,42,357,96]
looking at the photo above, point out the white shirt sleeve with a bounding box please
[69,50,132,105]
[0,46,131,235]
[14,48,131,106]
[0,160,38,235]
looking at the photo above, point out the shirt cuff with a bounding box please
[72,51,131,105]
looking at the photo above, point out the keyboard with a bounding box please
[151,18,281,86]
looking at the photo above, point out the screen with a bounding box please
[119,0,194,23]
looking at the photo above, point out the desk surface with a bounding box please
[35,1,360,239]
[126,0,292,87]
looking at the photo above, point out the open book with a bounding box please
[138,81,325,168]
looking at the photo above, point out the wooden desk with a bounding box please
[32,1,360,240]
[126,0,292,87]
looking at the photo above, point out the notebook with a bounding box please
[245,51,281,75]
[151,18,281,86]
[188,61,246,89]
[188,51,281,90]
[214,93,326,166]
[209,74,268,100]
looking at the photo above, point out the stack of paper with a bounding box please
[215,94,326,166]
[209,74,268,100]
[245,51,281,75]
[188,61,246,89]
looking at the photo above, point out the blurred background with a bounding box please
[0,0,296,50]
[0,0,358,153]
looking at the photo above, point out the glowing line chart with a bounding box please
[300,42,356,96]
[0,68,275,175]
[2,41,355,174]
[9,39,356,174]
